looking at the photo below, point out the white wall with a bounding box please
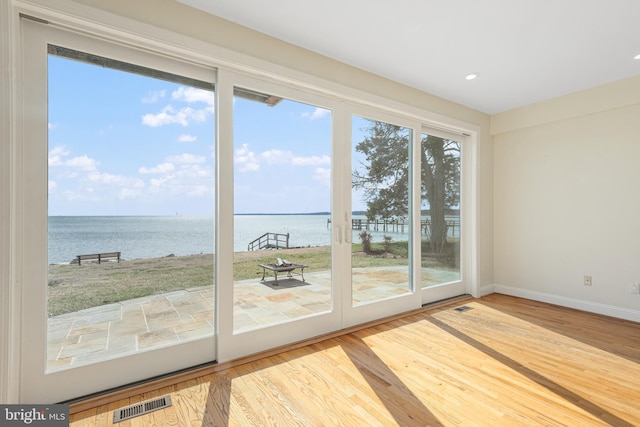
[492,75,640,320]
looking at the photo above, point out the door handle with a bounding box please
[344,212,351,243]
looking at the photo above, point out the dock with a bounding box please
[327,218,460,237]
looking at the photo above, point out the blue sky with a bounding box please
[47,55,340,215]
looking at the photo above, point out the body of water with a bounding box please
[48,215,457,264]
[49,215,336,264]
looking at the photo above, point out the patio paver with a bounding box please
[46,267,458,371]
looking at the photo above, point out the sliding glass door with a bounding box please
[342,110,419,327]
[214,74,341,361]
[420,127,466,304]
[18,16,474,403]
[20,19,217,402]
[232,85,333,334]
[351,115,412,305]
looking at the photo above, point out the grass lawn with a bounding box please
[47,241,452,316]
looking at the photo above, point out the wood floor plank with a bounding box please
[69,295,640,426]
[273,347,396,426]
[68,407,97,427]
[91,404,110,427]
[156,386,180,427]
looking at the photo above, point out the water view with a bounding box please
[48,214,461,264]
[48,214,329,264]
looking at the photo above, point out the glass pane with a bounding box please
[47,49,215,372]
[420,133,461,287]
[233,88,332,333]
[352,116,411,306]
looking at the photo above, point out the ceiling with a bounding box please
[178,0,640,114]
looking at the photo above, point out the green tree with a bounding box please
[352,121,410,220]
[421,134,460,253]
[352,120,460,254]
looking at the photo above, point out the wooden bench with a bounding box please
[76,252,121,265]
[259,262,307,284]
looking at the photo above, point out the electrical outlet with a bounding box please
[629,284,640,294]
[584,275,592,286]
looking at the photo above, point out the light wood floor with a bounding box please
[69,294,640,426]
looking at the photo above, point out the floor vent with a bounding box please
[113,395,172,423]
[453,305,473,312]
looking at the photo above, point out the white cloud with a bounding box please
[49,145,70,166]
[178,164,212,178]
[139,162,176,174]
[48,122,58,130]
[172,87,214,105]
[301,108,330,120]
[235,144,260,172]
[119,188,142,199]
[142,90,166,103]
[142,105,209,127]
[149,175,174,190]
[260,150,330,167]
[66,155,98,171]
[166,153,206,164]
[261,149,293,164]
[48,180,57,191]
[194,167,210,177]
[235,145,331,172]
[178,134,197,143]
[185,185,211,197]
[142,86,214,128]
[147,172,213,198]
[63,189,99,202]
[313,167,331,187]
[87,171,145,188]
[292,155,331,166]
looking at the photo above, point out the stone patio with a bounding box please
[47,267,459,371]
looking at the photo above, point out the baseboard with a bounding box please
[477,284,495,297]
[493,284,640,323]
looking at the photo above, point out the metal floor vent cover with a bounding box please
[453,305,473,312]
[113,395,172,423]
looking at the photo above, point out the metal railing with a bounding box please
[247,232,290,251]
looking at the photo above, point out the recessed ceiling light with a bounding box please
[465,73,478,80]
[635,54,640,60]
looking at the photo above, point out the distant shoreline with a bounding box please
[48,212,333,217]
[235,212,330,216]
[48,210,460,217]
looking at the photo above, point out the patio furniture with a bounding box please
[259,259,307,284]
[76,251,121,265]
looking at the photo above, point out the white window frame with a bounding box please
[418,126,471,305]
[343,105,423,327]
[217,71,344,362]
[18,17,218,403]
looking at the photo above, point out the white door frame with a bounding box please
[215,71,344,362]
[18,18,218,403]
[342,105,424,327]
[418,126,472,305]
